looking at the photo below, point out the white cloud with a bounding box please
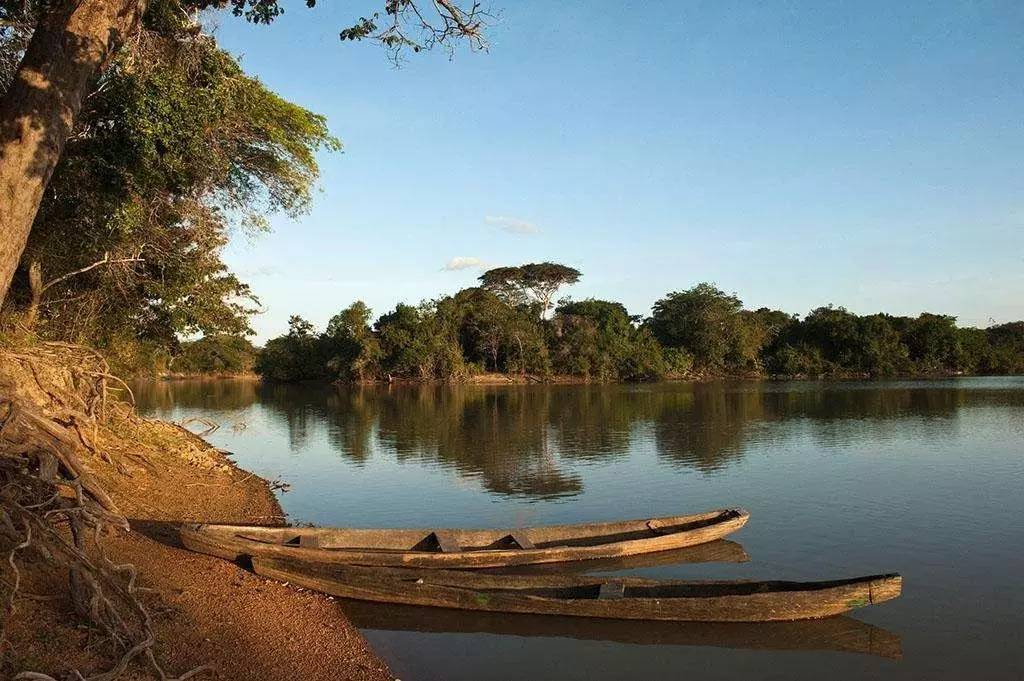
[237,264,282,278]
[486,215,539,235]
[443,256,487,271]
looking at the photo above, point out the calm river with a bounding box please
[134,378,1024,681]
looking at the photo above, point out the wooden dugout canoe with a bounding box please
[341,602,903,659]
[252,558,902,622]
[485,539,750,574]
[179,508,749,568]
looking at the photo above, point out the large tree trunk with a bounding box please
[0,0,144,308]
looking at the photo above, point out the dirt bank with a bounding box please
[0,342,393,681]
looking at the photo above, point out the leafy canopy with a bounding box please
[479,262,582,317]
[3,28,339,370]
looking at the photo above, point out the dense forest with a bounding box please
[253,267,1024,383]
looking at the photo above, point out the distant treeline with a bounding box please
[169,335,259,376]
[247,265,1024,382]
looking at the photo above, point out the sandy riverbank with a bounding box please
[0,344,393,681]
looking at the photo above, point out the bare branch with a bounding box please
[40,253,144,293]
[340,0,493,63]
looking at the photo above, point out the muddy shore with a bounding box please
[2,415,394,681]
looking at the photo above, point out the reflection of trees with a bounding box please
[324,388,378,464]
[758,384,967,448]
[547,386,645,461]
[257,382,335,452]
[647,381,1007,469]
[375,387,582,500]
[651,384,761,472]
[141,378,1023,500]
[761,383,964,421]
[131,378,259,412]
[250,384,584,499]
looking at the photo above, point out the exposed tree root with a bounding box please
[0,339,205,680]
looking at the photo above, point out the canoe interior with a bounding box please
[341,570,902,602]
[194,508,746,553]
[256,557,901,603]
[484,539,750,573]
[252,557,903,622]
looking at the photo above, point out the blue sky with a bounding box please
[209,1,1024,341]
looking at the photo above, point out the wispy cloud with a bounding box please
[237,265,282,278]
[486,215,539,235]
[443,256,487,271]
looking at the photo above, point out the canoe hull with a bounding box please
[180,508,749,568]
[251,559,902,623]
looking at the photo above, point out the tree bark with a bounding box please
[0,0,145,308]
[26,259,42,326]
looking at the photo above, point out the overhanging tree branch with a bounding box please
[39,253,144,293]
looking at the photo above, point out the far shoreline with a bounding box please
[136,370,1017,385]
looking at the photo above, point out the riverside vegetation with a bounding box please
[255,275,1024,383]
[0,0,487,678]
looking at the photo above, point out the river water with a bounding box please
[133,377,1024,681]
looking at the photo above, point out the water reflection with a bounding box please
[132,377,260,411]
[131,377,1024,681]
[131,378,1024,501]
[341,602,902,660]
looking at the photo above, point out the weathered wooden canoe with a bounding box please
[486,539,749,574]
[179,508,749,568]
[251,558,902,622]
[341,602,903,659]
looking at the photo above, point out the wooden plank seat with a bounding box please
[646,519,671,536]
[431,531,462,553]
[508,532,536,550]
[598,582,625,600]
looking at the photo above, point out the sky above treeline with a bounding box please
[208,1,1024,341]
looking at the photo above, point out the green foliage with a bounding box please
[255,279,1024,383]
[955,327,990,374]
[619,328,669,381]
[173,335,258,374]
[766,343,825,377]
[452,287,517,371]
[324,301,382,381]
[372,301,470,380]
[254,316,331,381]
[550,299,665,381]
[901,313,960,372]
[651,283,744,371]
[373,304,421,377]
[798,306,863,368]
[479,262,581,317]
[986,322,1024,374]
[662,347,695,376]
[4,29,338,372]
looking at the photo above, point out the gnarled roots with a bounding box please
[0,341,203,680]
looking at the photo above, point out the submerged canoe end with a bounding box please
[868,574,902,605]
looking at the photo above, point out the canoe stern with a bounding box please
[868,574,902,605]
